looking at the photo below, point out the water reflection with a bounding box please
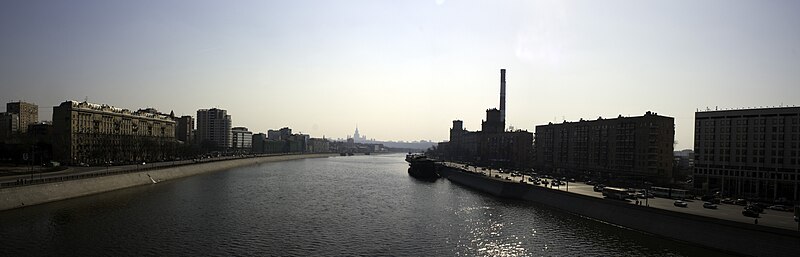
[0,154,734,256]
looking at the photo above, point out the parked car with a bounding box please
[734,199,747,206]
[703,202,718,209]
[767,205,791,212]
[745,204,763,213]
[742,209,760,218]
[673,200,688,207]
[593,185,604,192]
[721,198,734,204]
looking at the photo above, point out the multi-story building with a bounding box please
[6,101,38,133]
[307,138,330,153]
[448,120,479,161]
[252,133,267,154]
[693,107,800,201]
[196,108,231,149]
[445,109,533,168]
[534,111,675,184]
[176,115,194,143]
[52,101,177,165]
[0,112,19,138]
[231,127,253,151]
[268,127,292,141]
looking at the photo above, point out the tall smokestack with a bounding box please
[500,69,506,123]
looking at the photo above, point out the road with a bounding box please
[0,155,257,186]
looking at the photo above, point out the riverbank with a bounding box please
[437,163,800,257]
[0,153,336,211]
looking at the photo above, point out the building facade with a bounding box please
[0,112,19,138]
[445,109,533,168]
[6,101,38,133]
[52,101,177,165]
[176,115,194,143]
[196,108,232,149]
[231,127,253,151]
[534,111,675,184]
[251,133,269,154]
[268,127,292,141]
[693,107,800,201]
[307,138,330,153]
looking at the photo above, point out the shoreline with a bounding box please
[436,163,800,257]
[0,153,337,212]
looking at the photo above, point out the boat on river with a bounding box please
[405,154,439,180]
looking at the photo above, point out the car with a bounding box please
[703,202,718,209]
[767,205,791,212]
[745,204,763,213]
[494,175,501,178]
[742,209,760,218]
[673,200,688,207]
[734,199,747,206]
[593,185,604,192]
[721,198,734,204]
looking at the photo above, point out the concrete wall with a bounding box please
[0,154,335,211]
[439,166,800,257]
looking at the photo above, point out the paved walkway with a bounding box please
[442,162,799,231]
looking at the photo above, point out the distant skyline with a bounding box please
[2,0,799,149]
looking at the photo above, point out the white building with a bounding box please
[232,127,253,151]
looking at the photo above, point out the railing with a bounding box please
[0,152,316,189]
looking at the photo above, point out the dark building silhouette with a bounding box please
[440,69,532,168]
[268,127,291,141]
[176,115,194,143]
[482,108,504,133]
[693,107,800,201]
[0,112,18,138]
[500,68,506,123]
[534,111,675,184]
[444,110,532,168]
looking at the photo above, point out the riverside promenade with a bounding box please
[443,162,798,231]
[0,153,336,211]
[438,162,800,257]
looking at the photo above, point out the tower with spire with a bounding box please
[353,125,366,142]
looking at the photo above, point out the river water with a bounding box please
[0,154,732,256]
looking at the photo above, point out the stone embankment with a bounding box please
[437,164,800,257]
[0,153,335,211]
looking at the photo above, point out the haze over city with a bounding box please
[2,0,799,148]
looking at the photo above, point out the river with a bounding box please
[0,153,732,256]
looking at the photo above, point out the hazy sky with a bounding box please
[2,0,799,149]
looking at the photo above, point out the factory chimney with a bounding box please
[500,69,506,123]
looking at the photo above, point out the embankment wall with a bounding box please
[0,154,335,211]
[439,166,800,257]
